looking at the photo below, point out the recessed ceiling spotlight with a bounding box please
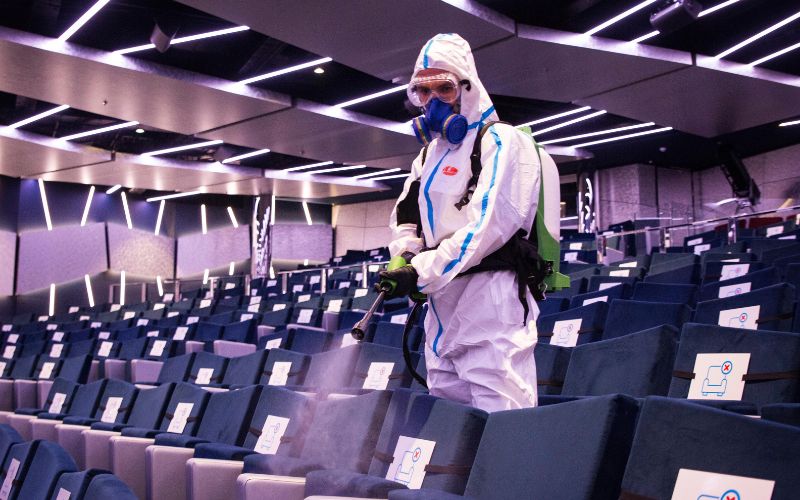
[314,67,325,74]
[135,128,145,134]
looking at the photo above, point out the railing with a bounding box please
[107,274,252,305]
[595,204,800,261]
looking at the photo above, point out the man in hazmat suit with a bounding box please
[381,34,543,412]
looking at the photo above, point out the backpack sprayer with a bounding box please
[351,253,428,388]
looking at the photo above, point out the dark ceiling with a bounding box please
[1,0,799,197]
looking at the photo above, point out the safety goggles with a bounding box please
[407,73,461,107]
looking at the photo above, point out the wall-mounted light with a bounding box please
[156,275,164,297]
[80,186,95,226]
[84,274,95,308]
[201,204,208,234]
[229,262,235,276]
[38,179,53,231]
[154,200,165,235]
[227,207,239,228]
[302,201,313,225]
[120,191,133,229]
[120,271,126,306]
[202,269,210,285]
[49,283,56,316]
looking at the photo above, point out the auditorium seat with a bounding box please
[237,390,393,499]
[602,300,691,340]
[305,390,488,498]
[388,394,639,500]
[259,349,310,387]
[697,266,780,301]
[553,325,679,400]
[146,385,262,499]
[669,323,800,407]
[631,282,698,305]
[619,396,800,499]
[533,343,572,396]
[29,380,107,442]
[693,283,796,332]
[569,285,629,309]
[111,382,210,497]
[537,301,608,346]
[0,439,77,499]
[186,386,313,500]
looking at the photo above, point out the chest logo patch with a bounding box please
[442,166,459,176]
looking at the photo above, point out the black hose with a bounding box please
[403,301,427,389]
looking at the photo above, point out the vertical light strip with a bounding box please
[120,191,133,229]
[229,262,235,276]
[49,284,56,316]
[202,269,210,285]
[303,259,309,266]
[120,271,126,306]
[227,207,239,228]
[38,179,53,231]
[270,194,276,225]
[58,0,111,41]
[84,274,95,308]
[201,204,208,234]
[269,265,276,280]
[302,201,313,226]
[156,275,164,297]
[81,186,95,226]
[154,200,165,235]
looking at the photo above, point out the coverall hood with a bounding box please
[412,34,499,129]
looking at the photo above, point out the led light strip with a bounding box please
[146,191,202,202]
[142,139,222,157]
[309,165,366,175]
[38,179,53,231]
[539,122,656,145]
[353,168,402,179]
[156,275,164,296]
[81,186,95,226]
[370,173,410,182]
[516,106,592,128]
[154,200,165,234]
[779,119,800,127]
[7,104,70,129]
[585,0,660,36]
[334,85,406,108]
[58,0,111,42]
[114,26,250,55]
[106,184,122,194]
[227,207,239,228]
[750,40,800,66]
[120,191,133,229]
[49,284,56,316]
[222,148,271,164]
[201,204,208,235]
[302,201,313,225]
[531,110,607,137]
[282,161,333,173]
[239,57,333,85]
[715,10,800,59]
[120,271,126,306]
[60,121,139,141]
[84,274,95,308]
[571,126,673,148]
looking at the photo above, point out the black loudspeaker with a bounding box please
[650,0,702,34]
[718,144,761,205]
[150,19,180,53]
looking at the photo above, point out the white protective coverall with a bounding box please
[388,34,541,412]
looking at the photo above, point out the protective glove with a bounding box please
[378,265,419,299]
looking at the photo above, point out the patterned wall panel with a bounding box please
[0,230,16,296]
[17,223,107,293]
[176,226,251,278]
[108,223,174,278]
[272,223,333,262]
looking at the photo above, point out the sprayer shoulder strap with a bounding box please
[455,121,509,210]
